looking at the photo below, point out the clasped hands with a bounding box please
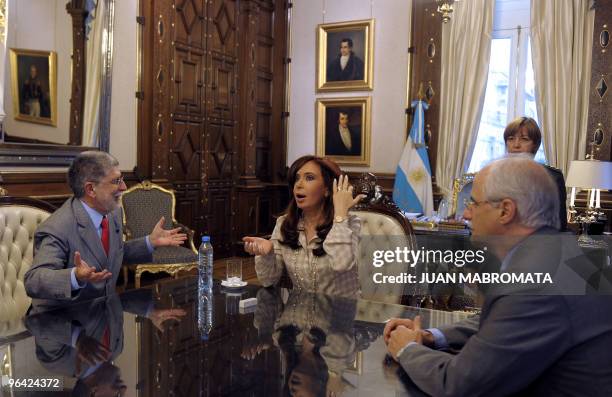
[384,316,436,361]
[242,175,365,256]
[75,216,187,284]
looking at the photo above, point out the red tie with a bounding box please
[102,326,110,350]
[100,216,109,256]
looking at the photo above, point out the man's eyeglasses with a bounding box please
[99,176,124,186]
[463,197,499,209]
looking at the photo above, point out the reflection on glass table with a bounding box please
[2,277,469,396]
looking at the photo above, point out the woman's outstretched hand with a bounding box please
[332,174,366,218]
[243,236,274,256]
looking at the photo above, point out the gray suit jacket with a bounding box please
[398,228,612,397]
[26,291,152,377]
[24,198,152,308]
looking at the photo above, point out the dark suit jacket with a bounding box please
[325,124,361,157]
[25,198,152,308]
[544,165,568,231]
[326,53,364,82]
[398,228,612,397]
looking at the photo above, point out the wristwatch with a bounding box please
[334,215,347,223]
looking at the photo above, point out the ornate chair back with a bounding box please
[119,181,197,288]
[120,181,175,239]
[350,173,420,304]
[0,196,54,337]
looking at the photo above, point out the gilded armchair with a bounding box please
[120,181,197,288]
[449,173,475,220]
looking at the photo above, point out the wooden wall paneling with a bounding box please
[408,0,442,177]
[171,0,206,184]
[237,0,260,184]
[148,0,172,181]
[584,1,612,231]
[173,182,201,234]
[270,0,289,183]
[235,187,261,236]
[137,0,154,176]
[170,120,202,181]
[587,0,612,161]
[66,0,87,145]
[202,0,239,255]
[206,180,234,253]
[255,1,274,182]
[138,0,288,255]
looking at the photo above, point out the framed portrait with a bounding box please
[316,97,371,166]
[9,48,57,126]
[316,19,374,92]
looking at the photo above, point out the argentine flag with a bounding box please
[393,100,434,216]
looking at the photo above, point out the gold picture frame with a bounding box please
[450,173,475,219]
[316,19,374,92]
[9,48,57,126]
[316,97,371,166]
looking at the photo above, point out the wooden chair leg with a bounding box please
[135,269,142,289]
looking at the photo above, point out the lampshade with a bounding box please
[565,160,612,190]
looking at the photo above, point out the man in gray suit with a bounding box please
[25,151,187,308]
[385,157,612,396]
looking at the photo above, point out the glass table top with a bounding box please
[2,276,470,396]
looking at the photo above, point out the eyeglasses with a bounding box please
[98,176,125,186]
[463,197,499,209]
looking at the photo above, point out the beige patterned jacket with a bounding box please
[255,214,361,298]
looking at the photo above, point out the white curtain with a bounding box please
[435,0,495,196]
[82,0,104,147]
[530,0,594,175]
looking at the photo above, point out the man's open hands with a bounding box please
[149,217,188,248]
[74,251,112,284]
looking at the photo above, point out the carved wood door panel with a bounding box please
[140,0,287,254]
[202,0,239,254]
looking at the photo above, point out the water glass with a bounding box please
[226,260,242,286]
[438,198,449,220]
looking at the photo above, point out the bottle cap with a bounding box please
[201,236,210,242]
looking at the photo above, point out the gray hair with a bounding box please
[482,156,560,230]
[67,151,119,198]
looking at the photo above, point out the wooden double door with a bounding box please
[139,0,288,256]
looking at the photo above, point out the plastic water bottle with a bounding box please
[198,236,213,294]
[198,289,214,341]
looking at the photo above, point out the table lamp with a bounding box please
[565,159,612,243]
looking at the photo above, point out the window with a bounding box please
[468,0,545,173]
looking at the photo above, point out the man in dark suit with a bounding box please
[326,38,364,82]
[325,111,361,157]
[384,157,612,396]
[25,151,187,308]
[504,116,568,231]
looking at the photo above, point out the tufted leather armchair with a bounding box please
[0,196,54,337]
[120,181,198,288]
[350,173,422,304]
